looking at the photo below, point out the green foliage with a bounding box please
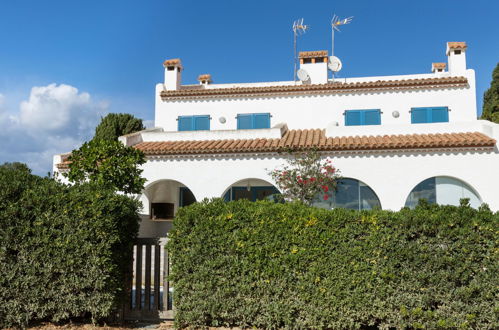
[93,113,145,142]
[64,139,146,194]
[269,151,341,205]
[481,63,499,123]
[169,199,499,329]
[0,164,141,328]
[0,161,31,173]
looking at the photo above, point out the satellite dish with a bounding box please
[328,56,343,72]
[297,69,310,82]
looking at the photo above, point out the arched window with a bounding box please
[405,176,481,209]
[222,179,281,202]
[313,178,381,210]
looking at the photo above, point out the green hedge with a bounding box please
[169,199,498,329]
[0,165,140,327]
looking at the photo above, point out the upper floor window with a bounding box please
[344,109,381,126]
[411,107,449,124]
[237,113,271,129]
[177,115,210,131]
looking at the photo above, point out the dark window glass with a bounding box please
[233,189,253,201]
[359,185,381,210]
[179,187,196,207]
[313,178,381,211]
[405,177,436,208]
[334,179,360,210]
[227,186,280,202]
[151,203,174,220]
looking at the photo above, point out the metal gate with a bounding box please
[123,238,173,320]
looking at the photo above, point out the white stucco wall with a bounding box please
[139,147,499,210]
[154,70,476,132]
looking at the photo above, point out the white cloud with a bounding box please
[0,84,108,175]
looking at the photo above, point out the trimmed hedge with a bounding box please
[0,165,140,327]
[169,199,498,329]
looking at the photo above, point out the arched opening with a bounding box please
[405,176,481,209]
[222,178,281,202]
[143,179,196,220]
[313,178,381,210]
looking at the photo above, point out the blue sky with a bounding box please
[0,0,498,175]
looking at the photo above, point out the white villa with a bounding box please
[55,41,499,237]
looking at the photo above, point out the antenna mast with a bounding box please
[293,18,309,82]
[331,14,353,57]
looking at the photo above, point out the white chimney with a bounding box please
[431,62,446,74]
[197,74,212,86]
[163,58,182,90]
[446,42,467,75]
[299,50,328,84]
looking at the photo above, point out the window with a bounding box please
[224,186,280,202]
[237,113,271,129]
[313,178,381,211]
[151,203,174,220]
[405,177,481,209]
[177,115,210,131]
[344,109,381,126]
[179,187,196,207]
[411,107,449,124]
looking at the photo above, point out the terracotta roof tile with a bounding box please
[447,42,467,49]
[163,58,182,67]
[56,130,495,169]
[197,74,212,82]
[161,77,469,100]
[299,50,328,58]
[132,130,495,156]
[432,62,446,69]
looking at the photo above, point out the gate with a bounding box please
[123,238,173,320]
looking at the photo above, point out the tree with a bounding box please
[0,162,31,173]
[93,113,145,141]
[269,150,341,205]
[480,63,499,123]
[64,139,146,194]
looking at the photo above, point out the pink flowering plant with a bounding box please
[269,150,341,205]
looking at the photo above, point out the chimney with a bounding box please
[197,74,212,86]
[163,58,182,90]
[299,50,328,84]
[431,62,446,73]
[446,42,467,75]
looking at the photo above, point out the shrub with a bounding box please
[168,199,499,329]
[0,165,141,328]
[269,150,340,204]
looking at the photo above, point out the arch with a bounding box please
[313,177,382,211]
[141,179,197,219]
[404,176,482,209]
[221,178,281,202]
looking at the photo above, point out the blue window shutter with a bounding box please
[345,111,361,126]
[430,107,449,123]
[253,113,270,129]
[194,115,210,130]
[237,114,252,129]
[178,116,192,131]
[411,108,428,124]
[364,110,381,125]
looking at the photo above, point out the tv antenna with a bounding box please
[331,14,353,57]
[293,18,309,82]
